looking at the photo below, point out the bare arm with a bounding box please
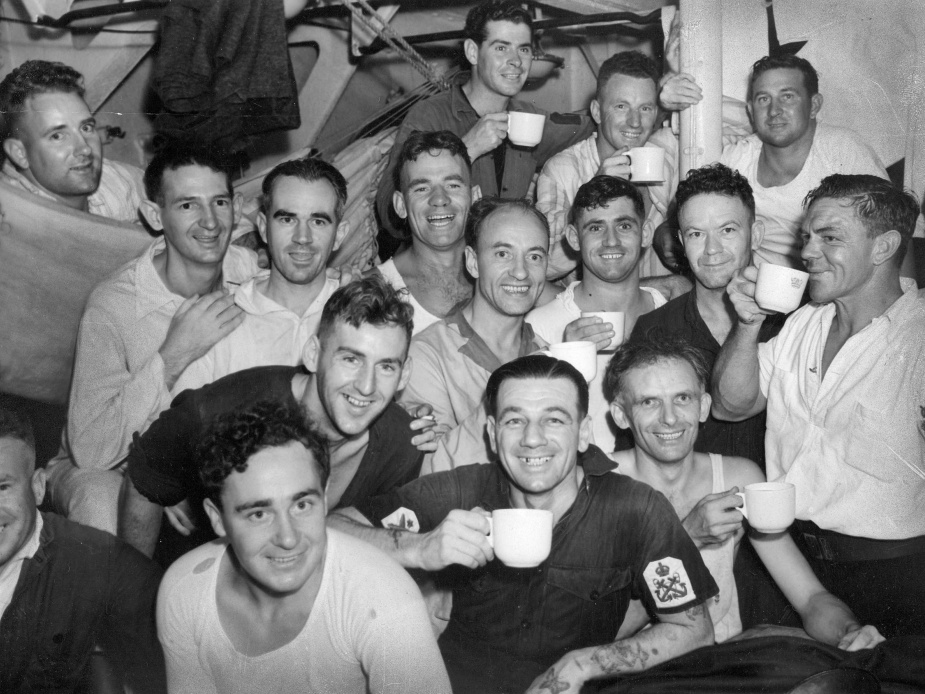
[327,506,494,571]
[118,473,163,559]
[526,603,714,693]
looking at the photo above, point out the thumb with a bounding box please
[175,294,199,315]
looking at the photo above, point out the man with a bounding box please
[606,336,883,650]
[0,60,144,221]
[719,55,899,270]
[119,275,424,564]
[157,401,450,694]
[528,175,667,451]
[376,129,475,335]
[331,354,717,694]
[0,407,165,693]
[174,156,348,390]
[400,197,548,472]
[712,173,925,636]
[45,142,258,534]
[375,0,592,237]
[631,163,784,467]
[537,51,678,279]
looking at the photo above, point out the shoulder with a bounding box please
[162,541,223,589]
[409,319,458,354]
[327,530,415,587]
[199,365,299,403]
[402,88,456,124]
[542,136,592,170]
[631,294,686,339]
[85,243,155,307]
[371,401,414,439]
[158,542,223,621]
[102,158,145,185]
[641,285,669,309]
[720,455,765,489]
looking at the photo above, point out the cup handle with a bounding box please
[734,492,748,520]
[486,517,493,548]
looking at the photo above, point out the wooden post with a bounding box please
[679,0,723,178]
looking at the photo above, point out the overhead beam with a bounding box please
[536,0,668,14]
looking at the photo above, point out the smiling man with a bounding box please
[375,130,475,335]
[375,0,592,237]
[712,174,925,637]
[0,60,145,221]
[331,354,717,694]
[119,275,426,564]
[156,401,450,694]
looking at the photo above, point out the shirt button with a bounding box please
[521,619,531,629]
[590,590,600,601]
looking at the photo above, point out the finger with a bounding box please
[411,429,436,447]
[217,309,246,334]
[165,511,192,536]
[174,294,199,316]
[409,414,437,431]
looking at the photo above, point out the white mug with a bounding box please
[754,263,809,314]
[507,111,546,148]
[545,341,597,382]
[735,482,796,533]
[626,147,665,183]
[580,311,625,352]
[488,508,553,568]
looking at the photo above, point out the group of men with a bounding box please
[0,0,923,692]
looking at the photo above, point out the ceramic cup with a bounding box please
[735,482,796,533]
[488,508,554,568]
[507,111,546,147]
[626,146,665,183]
[754,263,809,314]
[580,311,626,352]
[545,341,597,382]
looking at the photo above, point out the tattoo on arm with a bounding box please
[535,667,569,694]
[590,641,651,674]
[388,527,404,550]
[684,604,705,623]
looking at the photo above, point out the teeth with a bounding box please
[344,395,371,408]
[655,431,683,441]
[601,253,624,259]
[521,456,551,465]
[503,285,529,294]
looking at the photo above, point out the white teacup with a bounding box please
[735,482,796,533]
[488,508,553,568]
[580,311,625,352]
[754,263,809,314]
[545,341,597,382]
[507,111,546,147]
[626,147,665,183]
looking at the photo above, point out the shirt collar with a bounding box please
[444,302,544,373]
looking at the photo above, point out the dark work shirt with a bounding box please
[629,290,785,469]
[126,365,424,562]
[356,447,718,694]
[0,513,164,694]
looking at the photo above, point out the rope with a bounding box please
[338,0,450,90]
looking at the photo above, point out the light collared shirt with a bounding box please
[173,274,340,394]
[1,158,145,223]
[758,278,925,539]
[535,129,677,278]
[0,513,42,622]
[59,238,259,471]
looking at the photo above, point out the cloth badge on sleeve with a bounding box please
[381,507,420,533]
[643,557,696,608]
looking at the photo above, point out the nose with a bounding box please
[603,224,621,248]
[768,97,783,116]
[626,108,641,128]
[800,233,820,262]
[355,363,376,396]
[660,401,678,427]
[75,132,92,156]
[509,252,528,280]
[273,513,299,550]
[521,419,547,448]
[704,230,722,255]
[199,204,218,230]
[429,184,449,207]
[294,220,313,245]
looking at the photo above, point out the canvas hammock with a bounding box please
[0,126,397,405]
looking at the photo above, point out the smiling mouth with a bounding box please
[427,213,455,227]
[268,551,305,566]
[193,234,221,243]
[654,431,683,441]
[600,252,625,260]
[520,455,552,467]
[502,284,531,295]
[288,251,315,263]
[343,394,372,408]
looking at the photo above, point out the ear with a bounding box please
[750,219,765,251]
[577,414,593,452]
[257,210,268,245]
[398,355,413,392]
[463,38,479,68]
[232,192,244,224]
[565,223,581,252]
[203,498,227,538]
[2,138,29,170]
[31,467,47,506]
[590,99,602,127]
[641,219,655,250]
[465,245,479,279]
[302,334,321,373]
[486,414,498,454]
[333,220,349,252]
[872,229,903,267]
[471,184,482,203]
[809,93,823,119]
[140,199,165,232]
[610,400,631,430]
[745,100,754,125]
[393,190,408,220]
[699,391,712,423]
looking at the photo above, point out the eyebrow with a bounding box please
[498,405,574,421]
[408,173,466,187]
[272,208,332,223]
[335,346,403,366]
[582,215,639,227]
[684,218,743,231]
[233,488,322,513]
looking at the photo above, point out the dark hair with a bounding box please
[0,406,35,453]
[262,155,348,218]
[676,163,756,220]
[143,140,233,205]
[465,196,549,249]
[464,0,533,44]
[804,174,919,267]
[570,175,645,226]
[748,54,819,101]
[596,50,660,97]
[485,354,589,418]
[393,130,472,191]
[317,274,414,348]
[198,401,329,506]
[604,334,711,404]
[0,60,85,143]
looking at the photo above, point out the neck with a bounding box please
[831,273,904,337]
[300,374,346,445]
[462,78,510,116]
[761,120,817,172]
[632,446,697,497]
[156,250,223,298]
[694,281,736,324]
[595,132,618,162]
[509,468,584,525]
[574,271,642,311]
[463,296,526,352]
[262,269,328,316]
[399,240,467,276]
